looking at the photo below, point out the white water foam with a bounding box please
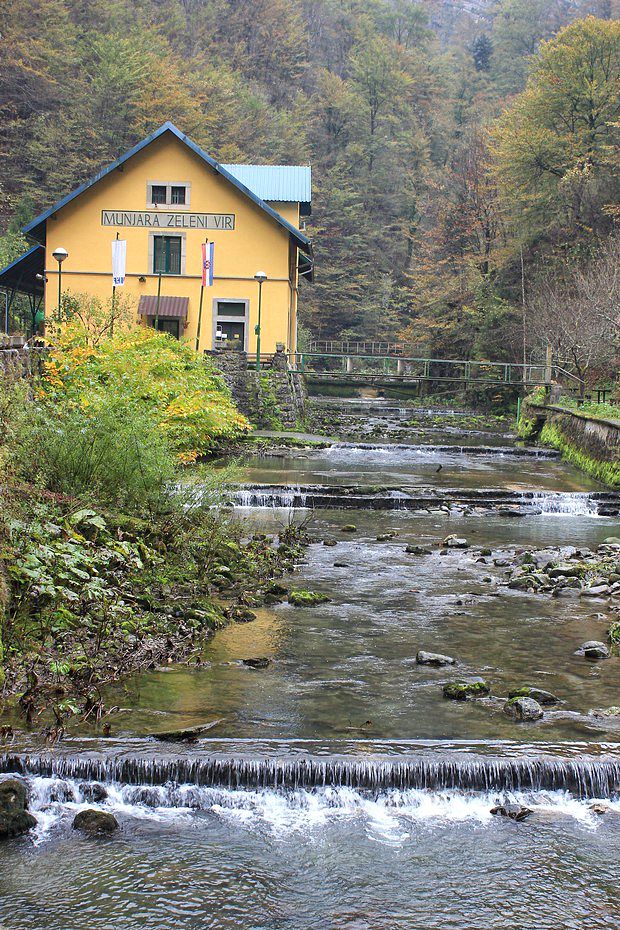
[16,777,620,845]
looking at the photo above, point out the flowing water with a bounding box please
[2,398,620,929]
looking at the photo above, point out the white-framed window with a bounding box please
[146,182,191,209]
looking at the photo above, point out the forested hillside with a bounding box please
[2,0,619,369]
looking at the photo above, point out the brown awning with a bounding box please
[138,295,189,318]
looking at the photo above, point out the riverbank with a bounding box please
[519,399,620,487]
[0,483,310,731]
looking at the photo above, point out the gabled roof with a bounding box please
[222,164,311,214]
[22,122,312,254]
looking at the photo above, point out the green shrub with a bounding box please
[14,398,175,516]
[43,327,250,462]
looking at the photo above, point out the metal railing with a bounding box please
[288,351,581,387]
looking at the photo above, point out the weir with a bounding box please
[3,750,620,798]
[231,484,620,515]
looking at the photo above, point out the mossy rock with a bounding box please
[341,524,357,533]
[288,590,331,608]
[503,696,543,721]
[508,686,558,706]
[0,779,37,839]
[443,678,490,701]
[225,605,257,623]
[73,809,118,835]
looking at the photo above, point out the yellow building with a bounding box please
[1,122,312,355]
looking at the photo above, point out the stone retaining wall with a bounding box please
[0,343,47,379]
[523,401,620,485]
[206,349,307,429]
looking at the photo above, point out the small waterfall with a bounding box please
[520,492,600,516]
[332,443,560,459]
[230,485,620,514]
[3,752,620,799]
[234,486,308,508]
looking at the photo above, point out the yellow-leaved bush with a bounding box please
[42,328,250,462]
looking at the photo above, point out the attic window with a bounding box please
[147,183,190,208]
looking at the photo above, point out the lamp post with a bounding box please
[254,271,267,371]
[51,247,68,322]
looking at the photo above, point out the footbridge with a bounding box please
[289,342,581,390]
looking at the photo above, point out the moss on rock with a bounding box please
[288,590,331,607]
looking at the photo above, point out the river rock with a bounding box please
[576,641,610,660]
[289,590,331,607]
[603,537,620,545]
[443,535,469,549]
[491,803,532,821]
[226,606,257,623]
[243,657,270,669]
[153,719,224,742]
[503,697,543,721]
[322,539,337,547]
[0,779,37,839]
[549,565,580,578]
[416,650,455,667]
[443,678,490,701]
[341,524,357,533]
[589,803,611,815]
[508,687,559,706]
[79,783,108,803]
[333,561,349,568]
[591,706,620,717]
[580,585,610,598]
[406,545,432,555]
[73,809,118,835]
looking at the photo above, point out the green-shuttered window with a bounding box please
[153,236,182,274]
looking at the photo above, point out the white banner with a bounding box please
[111,239,126,286]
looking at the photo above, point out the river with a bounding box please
[1,399,620,929]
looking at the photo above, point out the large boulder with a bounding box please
[0,779,37,839]
[443,678,490,701]
[416,650,455,667]
[577,641,610,660]
[503,697,544,721]
[73,809,118,835]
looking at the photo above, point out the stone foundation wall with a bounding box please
[206,349,306,429]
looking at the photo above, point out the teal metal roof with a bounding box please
[222,165,311,206]
[22,123,312,253]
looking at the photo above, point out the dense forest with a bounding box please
[1,0,619,374]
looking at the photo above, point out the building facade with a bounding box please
[1,123,312,355]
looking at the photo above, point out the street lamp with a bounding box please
[254,271,267,370]
[52,247,69,321]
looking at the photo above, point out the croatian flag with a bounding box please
[201,241,214,287]
[111,239,126,286]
